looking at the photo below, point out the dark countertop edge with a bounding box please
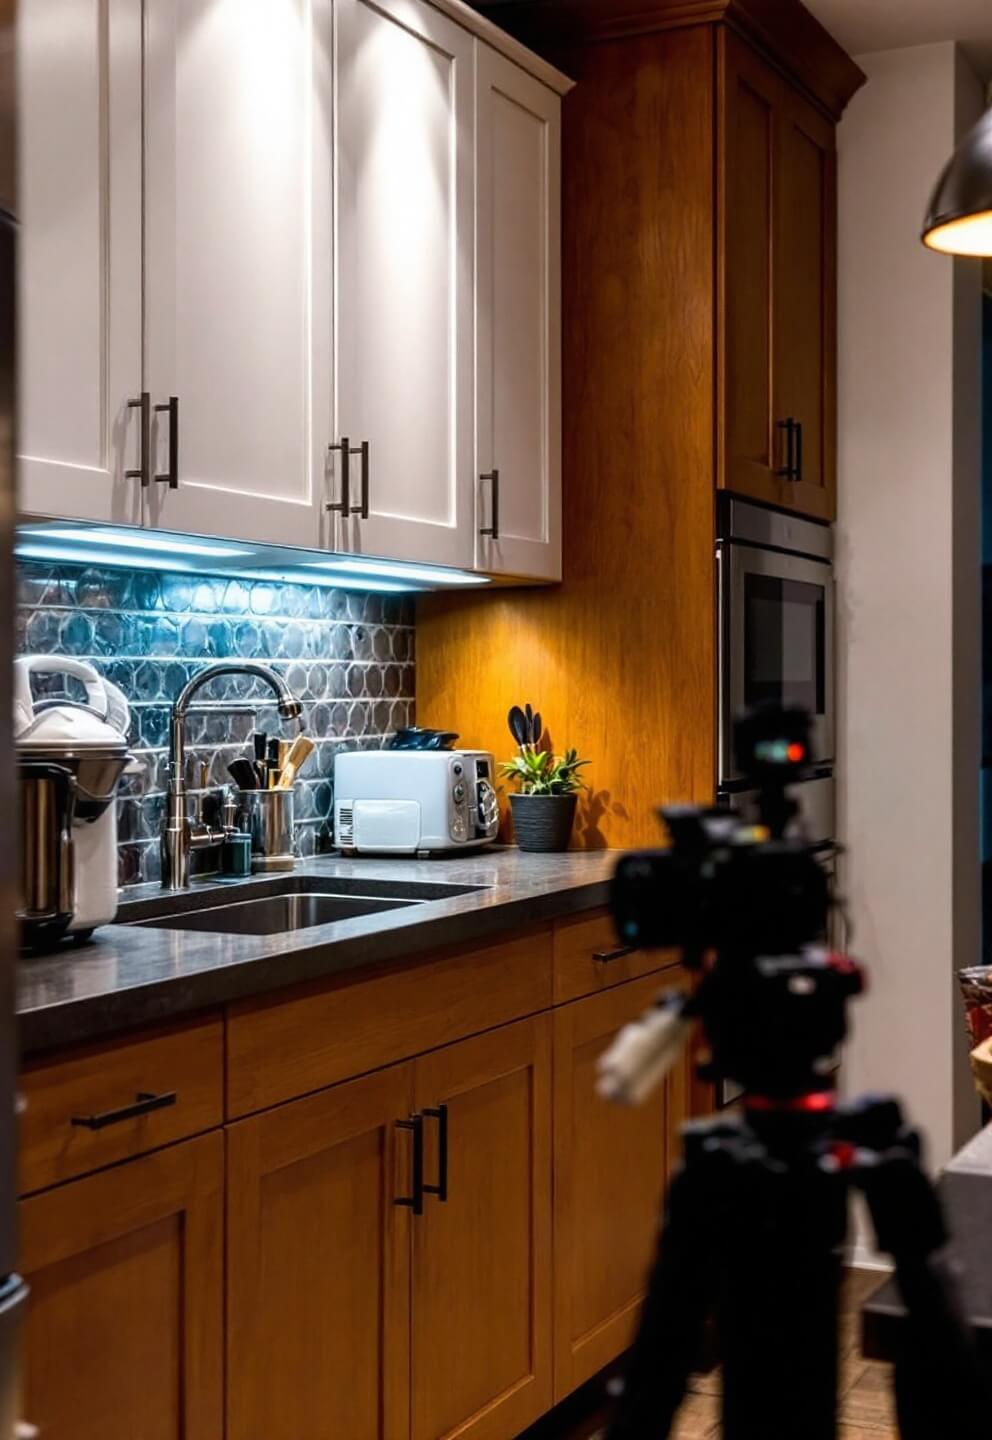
[18,876,612,1057]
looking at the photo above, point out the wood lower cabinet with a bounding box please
[19,921,685,1439]
[19,1132,224,1439]
[553,973,690,1400]
[411,1016,552,1440]
[227,1062,414,1440]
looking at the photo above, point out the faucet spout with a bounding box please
[161,662,303,890]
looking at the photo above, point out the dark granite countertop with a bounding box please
[18,849,619,1055]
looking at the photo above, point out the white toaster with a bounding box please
[333,750,500,855]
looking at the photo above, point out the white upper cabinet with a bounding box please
[332,0,475,569]
[475,45,561,581]
[16,0,567,578]
[142,0,333,548]
[17,0,143,525]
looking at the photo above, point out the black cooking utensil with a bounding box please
[525,703,534,739]
[227,758,259,790]
[508,706,528,747]
[532,712,542,745]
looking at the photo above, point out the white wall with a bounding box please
[836,42,984,1180]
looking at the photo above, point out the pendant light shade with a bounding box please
[922,107,992,256]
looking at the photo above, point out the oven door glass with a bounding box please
[744,574,824,713]
[721,544,834,782]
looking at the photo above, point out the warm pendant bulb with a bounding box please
[922,107,992,256]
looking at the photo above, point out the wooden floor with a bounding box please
[521,1269,897,1439]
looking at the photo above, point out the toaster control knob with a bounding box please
[452,763,463,776]
[452,782,466,804]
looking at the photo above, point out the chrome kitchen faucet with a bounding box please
[161,662,303,890]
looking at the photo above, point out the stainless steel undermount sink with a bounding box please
[123,874,487,937]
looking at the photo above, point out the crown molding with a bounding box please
[473,0,866,119]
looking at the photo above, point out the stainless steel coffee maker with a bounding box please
[16,658,135,949]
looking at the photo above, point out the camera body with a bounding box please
[607,705,861,1100]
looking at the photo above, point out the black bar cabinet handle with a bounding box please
[71,1090,177,1131]
[326,437,352,514]
[423,1104,448,1203]
[794,420,804,484]
[776,419,796,480]
[593,946,637,965]
[479,469,500,539]
[395,1114,424,1216]
[154,397,179,489]
[351,440,370,520]
[126,393,151,488]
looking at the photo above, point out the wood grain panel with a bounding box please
[20,1133,224,1440]
[475,0,865,120]
[227,1063,413,1440]
[419,25,717,850]
[411,1015,553,1440]
[553,908,678,1004]
[19,1013,224,1194]
[227,927,553,1117]
[773,79,837,520]
[719,31,778,500]
[552,973,693,1399]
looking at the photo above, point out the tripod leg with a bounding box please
[859,1144,988,1437]
[604,1155,717,1440]
[719,1144,846,1440]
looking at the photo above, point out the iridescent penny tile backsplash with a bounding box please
[16,561,416,886]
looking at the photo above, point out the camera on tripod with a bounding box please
[600,704,862,1105]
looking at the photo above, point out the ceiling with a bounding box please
[804,0,992,79]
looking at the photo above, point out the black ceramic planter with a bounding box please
[509,793,577,853]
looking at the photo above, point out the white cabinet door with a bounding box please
[334,0,474,569]
[475,44,561,581]
[142,0,332,549]
[17,0,143,525]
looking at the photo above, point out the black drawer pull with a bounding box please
[776,418,797,480]
[395,1114,424,1216]
[479,468,500,539]
[154,397,179,489]
[71,1090,177,1131]
[593,946,637,965]
[423,1104,448,1204]
[126,393,151,488]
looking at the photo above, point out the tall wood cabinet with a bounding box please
[419,1,863,848]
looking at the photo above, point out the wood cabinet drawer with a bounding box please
[19,1014,224,1195]
[552,910,676,1005]
[227,927,553,1118]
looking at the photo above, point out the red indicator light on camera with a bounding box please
[786,743,805,763]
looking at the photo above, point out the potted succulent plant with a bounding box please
[501,704,590,853]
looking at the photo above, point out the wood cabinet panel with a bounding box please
[718,27,838,521]
[227,927,553,1117]
[552,973,692,1400]
[411,1016,553,1440]
[720,31,777,498]
[20,1132,224,1440]
[773,81,836,520]
[553,908,678,1004]
[227,1063,413,1440]
[19,1013,223,1195]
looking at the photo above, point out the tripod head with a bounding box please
[603,704,863,1102]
